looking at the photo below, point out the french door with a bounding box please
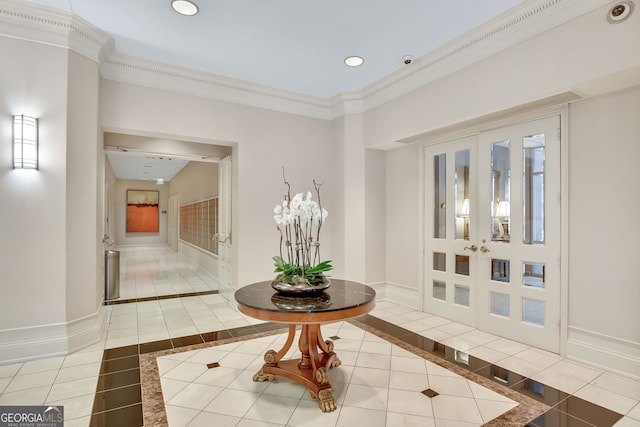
[218,155,233,289]
[424,116,561,352]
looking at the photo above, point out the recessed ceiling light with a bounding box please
[344,56,364,67]
[172,0,199,16]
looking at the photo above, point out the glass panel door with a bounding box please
[424,136,478,326]
[423,116,561,353]
[477,116,560,352]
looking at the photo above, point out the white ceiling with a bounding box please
[105,152,189,182]
[23,0,527,99]
[104,133,232,182]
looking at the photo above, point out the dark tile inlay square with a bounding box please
[96,368,141,392]
[421,388,439,398]
[139,339,173,354]
[171,334,204,348]
[92,384,142,413]
[201,332,221,342]
[102,345,138,361]
[89,403,143,427]
[207,362,220,369]
[100,355,139,375]
[554,395,623,426]
[329,336,340,340]
[433,341,446,356]
[526,407,595,427]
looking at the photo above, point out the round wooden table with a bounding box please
[234,280,376,412]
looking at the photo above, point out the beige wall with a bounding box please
[365,3,640,150]
[0,35,70,332]
[0,36,103,360]
[568,87,640,344]
[169,161,218,204]
[66,51,102,321]
[101,80,335,287]
[1,0,639,378]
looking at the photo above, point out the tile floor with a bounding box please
[0,246,638,426]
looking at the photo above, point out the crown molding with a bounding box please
[0,0,611,121]
[100,54,335,120]
[358,0,611,112]
[0,0,113,63]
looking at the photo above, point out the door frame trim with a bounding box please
[417,104,569,356]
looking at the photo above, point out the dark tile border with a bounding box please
[90,314,624,427]
[89,323,288,426]
[355,314,624,426]
[104,290,219,306]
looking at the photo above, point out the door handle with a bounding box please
[464,245,478,252]
[480,246,490,253]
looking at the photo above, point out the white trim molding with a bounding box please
[0,0,113,63]
[0,307,106,365]
[0,0,611,120]
[382,281,421,311]
[567,326,640,381]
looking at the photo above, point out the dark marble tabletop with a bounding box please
[234,279,376,314]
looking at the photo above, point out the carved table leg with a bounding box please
[309,388,337,412]
[253,323,341,412]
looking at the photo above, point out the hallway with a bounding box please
[0,247,638,426]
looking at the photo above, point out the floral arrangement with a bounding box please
[273,173,332,285]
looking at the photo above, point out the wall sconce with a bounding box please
[13,115,38,169]
[495,200,510,218]
[495,200,510,237]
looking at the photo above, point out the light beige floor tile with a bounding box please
[47,376,98,402]
[55,362,101,384]
[160,378,190,402]
[354,352,390,370]
[387,388,434,417]
[615,417,640,427]
[476,399,518,423]
[167,382,223,410]
[188,411,241,427]
[386,411,436,427]
[592,372,640,401]
[389,371,430,392]
[336,405,386,427]
[193,366,243,388]
[164,404,200,427]
[427,375,474,398]
[18,356,65,375]
[390,355,428,374]
[45,393,94,420]
[574,383,639,415]
[342,383,388,410]
[348,366,390,388]
[203,388,261,418]
[431,395,483,424]
[0,385,50,405]
[243,393,299,424]
[0,363,24,379]
[532,360,603,394]
[288,398,341,427]
[4,369,58,393]
[61,350,104,368]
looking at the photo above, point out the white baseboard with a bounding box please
[178,241,218,279]
[0,306,106,365]
[566,326,640,381]
[374,281,420,310]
